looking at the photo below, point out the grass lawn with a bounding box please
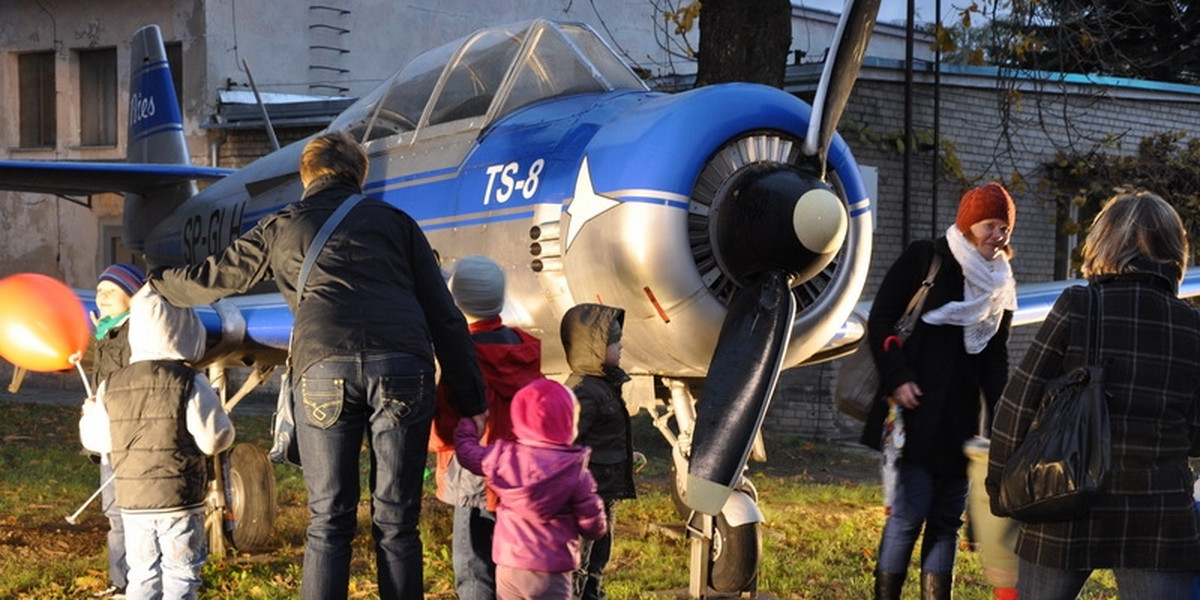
[0,395,1121,599]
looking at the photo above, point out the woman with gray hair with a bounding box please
[987,191,1200,599]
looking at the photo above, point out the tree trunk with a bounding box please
[694,0,792,88]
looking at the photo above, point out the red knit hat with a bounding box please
[955,183,1015,234]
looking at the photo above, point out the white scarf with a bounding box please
[920,225,1017,354]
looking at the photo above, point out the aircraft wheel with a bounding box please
[710,513,760,593]
[225,443,277,552]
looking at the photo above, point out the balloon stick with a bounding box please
[76,361,92,398]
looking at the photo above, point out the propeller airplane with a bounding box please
[7,2,1199,597]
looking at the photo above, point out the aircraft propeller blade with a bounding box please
[804,0,883,167]
[684,269,796,515]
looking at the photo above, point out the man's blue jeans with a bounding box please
[1017,557,1195,599]
[876,459,968,575]
[296,352,434,600]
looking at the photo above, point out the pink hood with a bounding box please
[510,378,577,446]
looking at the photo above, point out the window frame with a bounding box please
[78,46,118,147]
[18,50,57,149]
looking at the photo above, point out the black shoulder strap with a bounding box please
[296,194,366,303]
[901,252,943,317]
[1084,284,1101,365]
[1065,285,1101,370]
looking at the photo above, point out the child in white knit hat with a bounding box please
[430,255,544,600]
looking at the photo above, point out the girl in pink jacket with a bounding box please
[455,378,608,600]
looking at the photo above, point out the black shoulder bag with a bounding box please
[999,285,1111,522]
[834,253,943,421]
[269,194,366,467]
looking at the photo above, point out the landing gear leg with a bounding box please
[655,377,762,599]
[688,512,716,599]
[203,365,278,555]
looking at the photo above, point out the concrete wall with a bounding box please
[767,65,1200,442]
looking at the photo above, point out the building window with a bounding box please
[79,48,117,146]
[19,50,56,148]
[102,223,138,268]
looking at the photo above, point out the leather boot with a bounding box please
[921,572,952,600]
[873,570,904,600]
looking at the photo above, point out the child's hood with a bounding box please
[559,303,624,376]
[474,327,542,401]
[510,378,577,445]
[127,287,206,363]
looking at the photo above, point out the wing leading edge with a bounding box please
[0,161,232,196]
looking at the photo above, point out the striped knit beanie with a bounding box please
[98,263,146,297]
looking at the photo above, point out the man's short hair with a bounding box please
[299,131,368,187]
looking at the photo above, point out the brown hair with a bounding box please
[299,131,368,188]
[1080,191,1187,283]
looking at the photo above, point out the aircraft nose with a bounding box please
[711,167,847,286]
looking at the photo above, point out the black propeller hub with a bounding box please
[709,165,847,287]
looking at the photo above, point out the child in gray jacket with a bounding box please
[80,287,234,600]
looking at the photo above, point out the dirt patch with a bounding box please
[751,440,880,485]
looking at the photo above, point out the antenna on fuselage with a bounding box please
[242,59,281,151]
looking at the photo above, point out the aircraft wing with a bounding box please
[837,266,1200,347]
[0,161,232,196]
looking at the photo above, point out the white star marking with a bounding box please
[564,157,620,250]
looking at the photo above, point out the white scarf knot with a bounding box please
[920,225,1017,354]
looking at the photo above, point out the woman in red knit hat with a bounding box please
[862,183,1018,600]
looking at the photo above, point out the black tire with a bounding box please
[709,513,759,593]
[668,459,759,593]
[225,443,277,552]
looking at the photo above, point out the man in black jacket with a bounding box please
[149,131,487,600]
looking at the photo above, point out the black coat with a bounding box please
[150,177,486,418]
[860,238,1012,478]
[986,267,1200,570]
[561,303,636,502]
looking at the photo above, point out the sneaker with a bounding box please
[93,584,125,598]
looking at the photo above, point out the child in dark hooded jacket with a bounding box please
[455,378,607,600]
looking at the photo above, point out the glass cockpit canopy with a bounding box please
[329,19,648,142]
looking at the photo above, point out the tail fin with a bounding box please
[128,25,189,165]
[124,24,196,253]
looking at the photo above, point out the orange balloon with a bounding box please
[0,273,90,372]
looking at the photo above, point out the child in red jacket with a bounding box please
[455,378,607,600]
[430,255,543,599]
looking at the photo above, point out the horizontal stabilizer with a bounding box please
[0,161,231,196]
